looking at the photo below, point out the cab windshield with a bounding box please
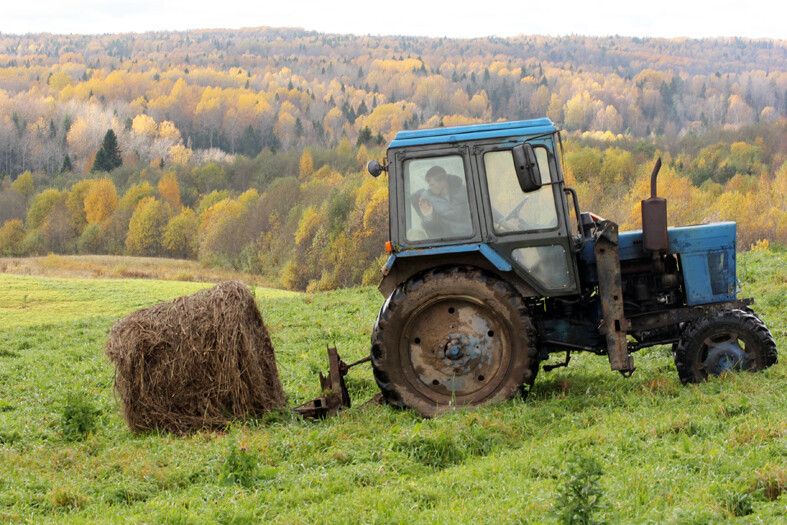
[484,147,557,234]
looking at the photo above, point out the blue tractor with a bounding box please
[363,118,778,417]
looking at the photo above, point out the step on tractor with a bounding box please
[298,118,779,419]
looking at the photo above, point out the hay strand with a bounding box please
[105,281,285,434]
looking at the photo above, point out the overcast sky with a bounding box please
[1,0,786,39]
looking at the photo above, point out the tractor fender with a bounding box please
[378,244,537,299]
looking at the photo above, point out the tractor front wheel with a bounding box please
[673,309,777,384]
[371,266,538,417]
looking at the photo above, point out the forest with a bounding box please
[0,28,785,290]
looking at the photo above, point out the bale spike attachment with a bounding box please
[292,346,371,419]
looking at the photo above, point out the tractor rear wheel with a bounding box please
[371,266,538,417]
[673,309,777,385]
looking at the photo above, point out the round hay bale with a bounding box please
[105,280,286,434]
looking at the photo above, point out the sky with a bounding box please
[1,0,786,40]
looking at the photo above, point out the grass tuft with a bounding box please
[59,393,100,441]
[394,427,467,469]
[220,442,259,488]
[555,453,606,525]
[718,489,754,517]
[751,465,787,501]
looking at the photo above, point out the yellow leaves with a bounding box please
[337,137,352,159]
[163,207,199,259]
[363,186,388,232]
[279,101,297,115]
[119,182,155,211]
[157,172,181,211]
[592,105,623,133]
[442,115,483,128]
[66,117,91,152]
[158,121,182,143]
[727,94,754,126]
[126,196,169,256]
[774,162,787,211]
[468,92,489,118]
[412,75,450,109]
[564,91,598,131]
[356,144,368,167]
[295,207,321,247]
[48,71,74,92]
[131,114,158,136]
[167,144,193,166]
[750,239,770,252]
[275,111,297,149]
[547,93,563,125]
[198,197,243,251]
[84,179,118,225]
[195,86,224,117]
[10,171,34,199]
[299,151,314,178]
[371,58,423,75]
[0,219,25,256]
[323,107,345,144]
[27,188,65,230]
[311,166,343,186]
[238,189,259,208]
[632,69,668,88]
[354,102,415,141]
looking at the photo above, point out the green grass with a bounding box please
[0,251,785,524]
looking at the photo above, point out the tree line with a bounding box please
[1,120,785,291]
[0,29,785,179]
[0,28,785,290]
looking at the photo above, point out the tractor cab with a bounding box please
[374,118,584,298]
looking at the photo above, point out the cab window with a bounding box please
[403,156,473,242]
[484,147,557,234]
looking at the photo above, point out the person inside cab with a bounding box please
[412,165,472,239]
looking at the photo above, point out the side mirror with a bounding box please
[367,160,384,177]
[511,143,542,193]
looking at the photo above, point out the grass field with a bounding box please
[0,250,785,524]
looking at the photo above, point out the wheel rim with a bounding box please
[399,295,512,403]
[698,331,752,376]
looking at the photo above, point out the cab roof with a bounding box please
[388,118,557,149]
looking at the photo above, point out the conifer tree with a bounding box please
[92,129,123,172]
[61,154,73,173]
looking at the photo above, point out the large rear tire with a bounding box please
[673,309,777,385]
[371,266,538,417]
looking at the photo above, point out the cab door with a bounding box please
[389,145,484,248]
[474,137,580,296]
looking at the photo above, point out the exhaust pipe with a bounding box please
[641,158,668,253]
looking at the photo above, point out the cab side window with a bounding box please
[403,156,474,242]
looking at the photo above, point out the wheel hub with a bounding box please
[444,339,468,361]
[703,340,749,375]
[403,297,508,398]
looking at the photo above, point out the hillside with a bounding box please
[0,29,785,176]
[0,29,786,291]
[0,248,784,522]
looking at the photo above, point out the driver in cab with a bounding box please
[413,166,472,238]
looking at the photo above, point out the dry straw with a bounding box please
[105,280,285,434]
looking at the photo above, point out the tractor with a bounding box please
[358,117,778,417]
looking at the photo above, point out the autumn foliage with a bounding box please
[0,28,786,289]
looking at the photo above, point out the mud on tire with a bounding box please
[371,266,538,417]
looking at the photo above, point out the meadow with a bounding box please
[0,249,784,524]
